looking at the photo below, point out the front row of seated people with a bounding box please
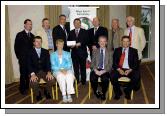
[28,35,139,102]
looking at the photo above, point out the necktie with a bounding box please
[27,32,31,38]
[98,49,104,69]
[129,28,132,46]
[94,27,97,35]
[75,29,79,38]
[118,48,126,68]
[37,49,41,58]
[63,27,68,40]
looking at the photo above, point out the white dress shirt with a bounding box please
[94,26,99,35]
[122,47,130,69]
[35,47,41,58]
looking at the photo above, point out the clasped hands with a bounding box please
[71,42,81,48]
[94,69,106,76]
[117,68,132,76]
[30,72,54,82]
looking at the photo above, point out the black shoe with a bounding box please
[20,90,28,95]
[114,95,120,100]
[44,90,52,99]
[101,94,106,100]
[36,92,42,101]
[81,81,86,85]
[94,91,101,99]
[125,94,131,100]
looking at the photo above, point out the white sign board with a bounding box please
[69,7,98,30]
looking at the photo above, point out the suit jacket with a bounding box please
[108,28,124,50]
[50,51,73,74]
[124,26,146,59]
[52,25,69,51]
[28,48,51,75]
[88,26,108,49]
[35,27,53,49]
[112,47,139,71]
[14,30,34,60]
[91,48,112,72]
[68,28,89,58]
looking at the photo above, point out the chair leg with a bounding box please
[30,88,34,104]
[52,86,55,100]
[75,79,78,98]
[88,81,91,99]
[108,82,113,100]
[56,82,58,100]
[131,90,133,100]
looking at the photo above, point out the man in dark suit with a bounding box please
[111,35,139,100]
[52,14,70,52]
[28,36,55,101]
[88,17,108,57]
[90,36,112,100]
[68,18,89,85]
[14,19,34,95]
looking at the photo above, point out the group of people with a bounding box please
[14,14,146,103]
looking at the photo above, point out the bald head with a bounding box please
[93,17,100,27]
[126,16,135,27]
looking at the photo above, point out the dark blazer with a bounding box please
[68,28,89,58]
[112,47,139,70]
[14,30,34,60]
[52,25,69,51]
[28,48,51,75]
[88,26,108,48]
[91,48,112,72]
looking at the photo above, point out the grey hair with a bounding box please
[126,16,135,22]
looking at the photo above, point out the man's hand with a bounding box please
[124,69,132,76]
[46,72,54,81]
[94,69,101,76]
[76,43,81,48]
[92,45,97,51]
[99,70,106,76]
[30,74,38,82]
[117,68,125,75]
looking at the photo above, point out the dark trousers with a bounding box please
[111,69,139,96]
[90,70,110,95]
[29,71,55,96]
[18,59,29,93]
[72,54,86,83]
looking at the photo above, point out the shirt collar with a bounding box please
[94,26,99,30]
[35,47,41,51]
[25,29,30,34]
[122,47,129,51]
[128,25,135,30]
[75,28,80,32]
[60,24,65,29]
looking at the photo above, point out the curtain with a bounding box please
[45,5,62,29]
[97,5,110,29]
[5,5,15,84]
[126,5,141,27]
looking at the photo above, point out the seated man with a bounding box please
[111,35,139,100]
[28,36,55,101]
[90,36,112,100]
[50,39,75,103]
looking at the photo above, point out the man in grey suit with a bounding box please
[90,36,112,100]
[108,19,124,51]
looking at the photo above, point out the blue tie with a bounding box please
[98,49,104,69]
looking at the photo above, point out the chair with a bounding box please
[55,78,78,100]
[118,76,133,100]
[88,77,113,100]
[30,78,55,103]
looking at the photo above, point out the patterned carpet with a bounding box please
[5,61,155,104]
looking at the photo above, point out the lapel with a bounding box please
[104,48,108,67]
[133,26,137,42]
[128,47,131,66]
[96,49,100,67]
[33,48,39,59]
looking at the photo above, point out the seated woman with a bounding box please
[50,39,75,103]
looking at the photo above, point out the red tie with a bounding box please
[129,28,132,46]
[118,48,126,68]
